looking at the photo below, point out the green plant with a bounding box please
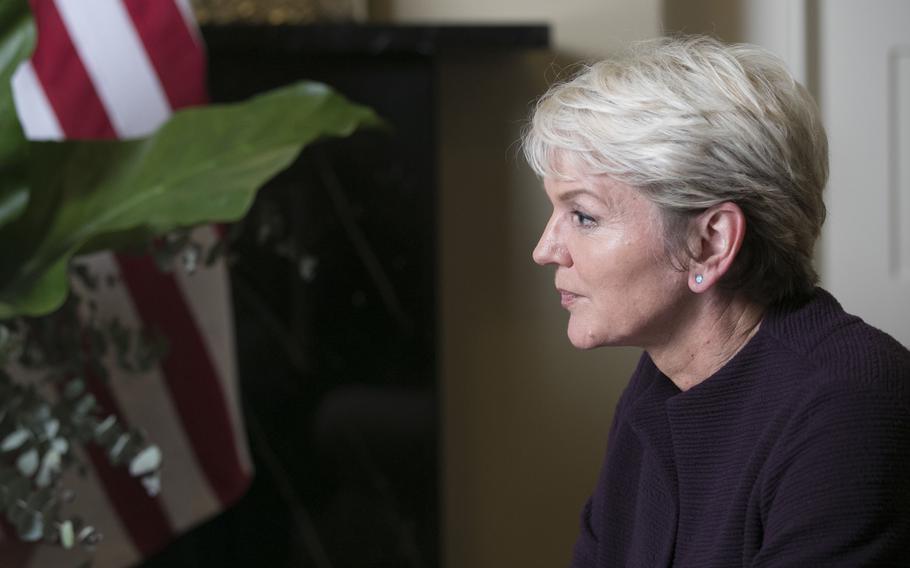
[0,0,380,555]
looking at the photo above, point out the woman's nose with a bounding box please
[532,236,548,266]
[532,221,570,267]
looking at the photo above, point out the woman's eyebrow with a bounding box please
[558,188,602,203]
[559,188,619,212]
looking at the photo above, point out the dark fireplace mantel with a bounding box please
[201,23,549,56]
[142,23,549,568]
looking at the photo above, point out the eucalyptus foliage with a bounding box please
[0,252,193,552]
[0,0,380,558]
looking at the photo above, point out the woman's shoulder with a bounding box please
[757,293,910,527]
[762,287,910,402]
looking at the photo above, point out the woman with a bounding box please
[524,36,910,566]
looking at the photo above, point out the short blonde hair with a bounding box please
[523,35,828,304]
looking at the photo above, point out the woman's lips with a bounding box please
[558,289,580,308]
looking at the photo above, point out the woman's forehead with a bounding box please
[544,173,647,214]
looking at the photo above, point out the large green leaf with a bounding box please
[0,0,34,230]
[0,81,381,319]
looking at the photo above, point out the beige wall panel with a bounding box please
[390,0,661,57]
[385,1,661,566]
[437,51,644,567]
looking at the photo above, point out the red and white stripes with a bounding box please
[5,1,253,566]
[12,0,207,140]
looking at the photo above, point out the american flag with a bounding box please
[1,0,253,565]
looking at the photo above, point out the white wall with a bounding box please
[386,1,662,567]
[813,0,910,346]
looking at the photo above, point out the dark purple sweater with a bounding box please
[571,289,910,567]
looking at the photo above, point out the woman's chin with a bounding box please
[567,325,605,350]
[566,317,632,350]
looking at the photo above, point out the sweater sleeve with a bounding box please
[752,387,910,567]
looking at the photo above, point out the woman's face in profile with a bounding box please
[532,170,689,350]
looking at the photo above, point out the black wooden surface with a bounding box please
[139,23,548,568]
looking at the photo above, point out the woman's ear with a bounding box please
[687,202,746,293]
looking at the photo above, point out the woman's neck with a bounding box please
[648,292,766,392]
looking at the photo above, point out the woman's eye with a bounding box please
[572,211,597,227]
